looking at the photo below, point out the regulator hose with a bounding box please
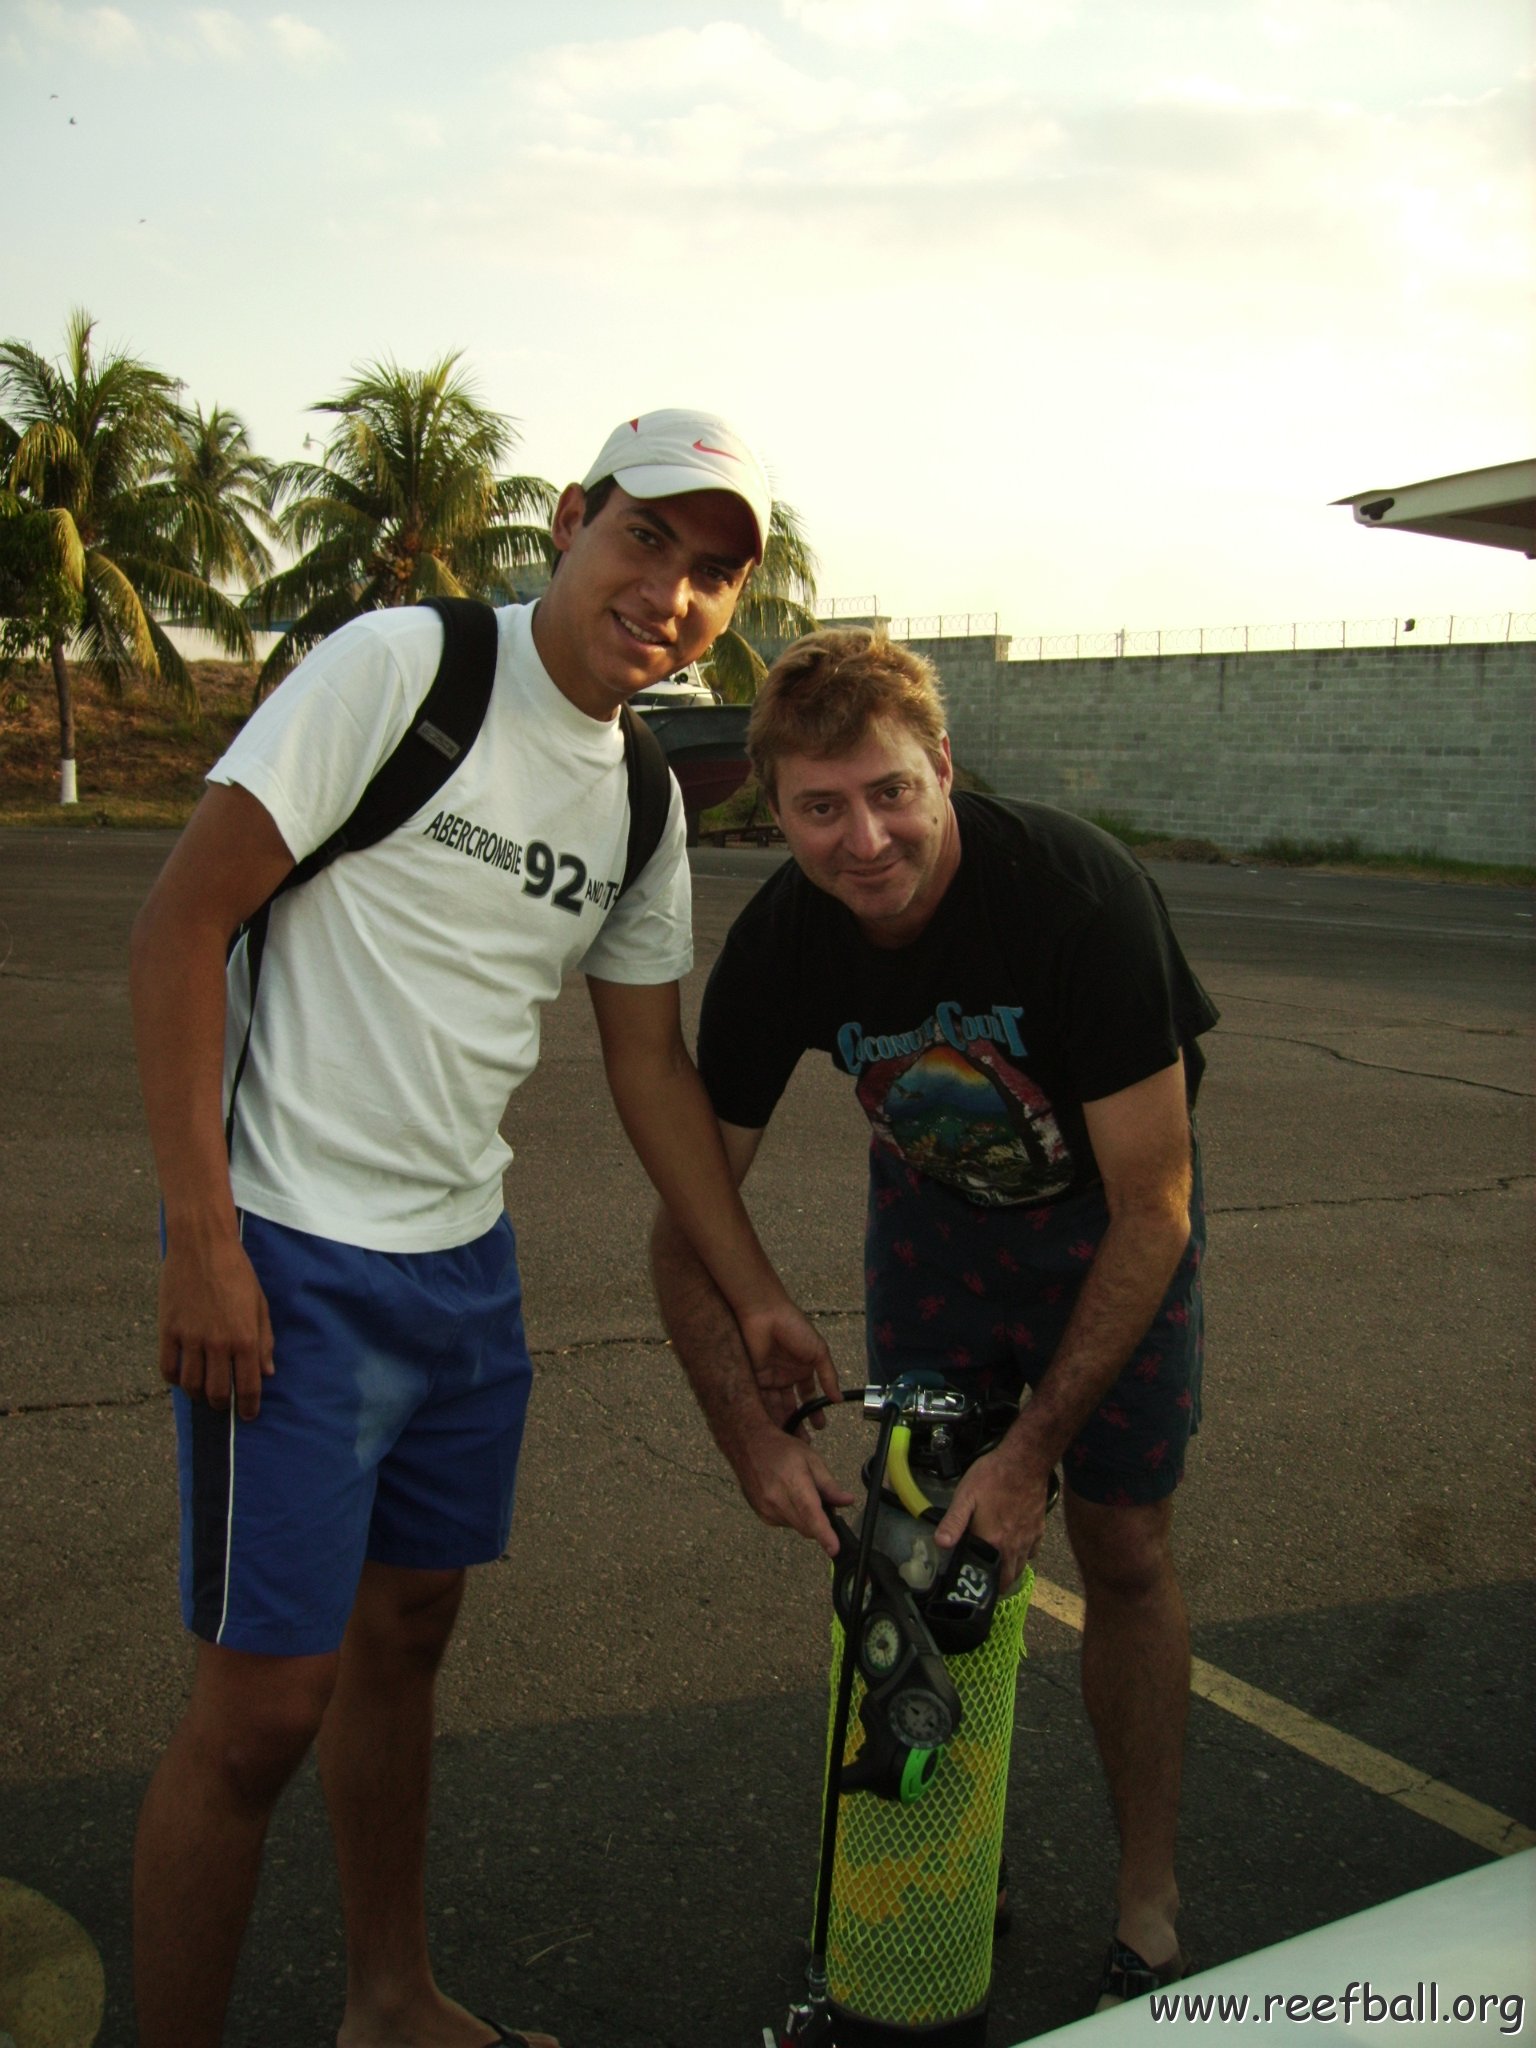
[884,1423,941,1523]
[782,1386,870,1437]
[808,1393,901,1993]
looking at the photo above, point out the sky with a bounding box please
[3,0,1533,636]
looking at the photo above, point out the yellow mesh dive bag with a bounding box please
[818,1570,1032,2034]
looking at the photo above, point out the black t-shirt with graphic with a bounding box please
[697,794,1218,1207]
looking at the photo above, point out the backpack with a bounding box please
[225,595,672,1153]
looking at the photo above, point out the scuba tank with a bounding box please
[769,1371,1057,2048]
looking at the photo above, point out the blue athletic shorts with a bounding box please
[174,1210,533,1657]
[864,1138,1205,1507]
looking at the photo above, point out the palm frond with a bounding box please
[84,549,158,673]
[411,554,467,599]
[491,473,558,523]
[703,629,768,706]
[255,355,554,670]
[75,582,137,698]
[123,557,255,657]
[699,494,820,699]
[255,584,368,696]
[143,612,198,715]
[45,507,86,591]
[9,419,85,499]
[246,543,361,627]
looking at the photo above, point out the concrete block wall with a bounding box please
[909,637,1534,866]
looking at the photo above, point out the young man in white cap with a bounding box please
[129,409,831,2048]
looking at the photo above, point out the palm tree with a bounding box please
[249,354,555,694]
[0,309,255,802]
[0,490,84,679]
[150,402,279,587]
[703,497,820,703]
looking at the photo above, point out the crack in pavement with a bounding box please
[1,965,126,988]
[557,1376,746,1498]
[1212,1174,1533,1217]
[1205,985,1527,1039]
[0,1388,162,1420]
[1219,1029,1533,1098]
[529,1308,864,1367]
[0,1318,873,1426]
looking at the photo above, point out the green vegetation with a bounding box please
[1082,810,1227,863]
[1084,810,1533,887]
[1248,834,1533,886]
[698,774,778,841]
[157,402,279,588]
[0,317,1518,882]
[0,309,256,797]
[2,678,1528,885]
[1,318,824,803]
[248,354,555,693]
[703,498,819,703]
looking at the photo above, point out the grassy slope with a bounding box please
[0,662,254,827]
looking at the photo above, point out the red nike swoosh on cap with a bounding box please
[693,438,741,461]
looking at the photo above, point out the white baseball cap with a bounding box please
[581,408,772,561]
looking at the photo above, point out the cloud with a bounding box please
[782,0,1071,47]
[425,23,1532,432]
[88,3,141,56]
[17,0,336,68]
[267,12,339,66]
[187,9,251,62]
[20,0,145,60]
[395,113,444,150]
[1257,0,1394,48]
[525,21,858,134]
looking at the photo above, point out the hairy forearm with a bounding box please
[1009,1196,1191,1469]
[651,1205,851,1555]
[649,1206,775,1465]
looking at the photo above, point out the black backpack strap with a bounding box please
[224,597,500,1156]
[223,901,273,1156]
[618,703,672,896]
[281,596,499,889]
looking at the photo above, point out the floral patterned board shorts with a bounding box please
[863,1137,1205,1506]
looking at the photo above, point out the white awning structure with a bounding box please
[1334,458,1536,556]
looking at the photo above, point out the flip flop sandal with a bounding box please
[1094,1934,1189,2011]
[477,2023,561,2048]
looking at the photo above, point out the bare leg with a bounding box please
[321,1562,547,2048]
[133,1642,338,2048]
[1065,1491,1188,1969]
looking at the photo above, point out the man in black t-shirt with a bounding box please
[650,627,1219,2008]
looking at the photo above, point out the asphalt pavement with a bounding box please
[0,828,1531,2048]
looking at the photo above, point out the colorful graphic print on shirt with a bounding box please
[841,998,1074,1207]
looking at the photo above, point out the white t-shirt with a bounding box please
[210,602,692,1252]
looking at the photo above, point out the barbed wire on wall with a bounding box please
[818,598,1005,637]
[886,613,1002,640]
[821,610,1535,657]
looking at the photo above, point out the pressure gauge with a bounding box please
[860,1611,904,1679]
[889,1685,956,1749]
